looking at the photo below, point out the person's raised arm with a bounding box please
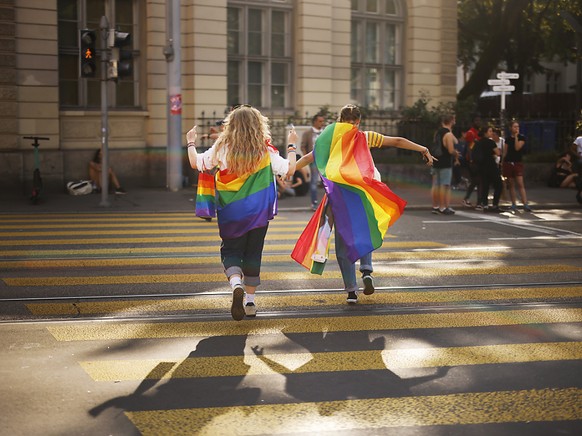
[285,126,298,177]
[186,125,199,169]
[381,135,435,166]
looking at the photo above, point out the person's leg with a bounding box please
[515,175,528,207]
[507,177,517,208]
[431,170,439,213]
[335,231,358,303]
[221,234,247,321]
[241,225,269,317]
[492,172,502,208]
[309,162,319,207]
[359,251,374,295]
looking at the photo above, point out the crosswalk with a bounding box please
[1,211,581,435]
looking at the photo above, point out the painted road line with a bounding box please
[126,388,582,434]
[6,264,582,287]
[0,220,314,229]
[0,213,301,221]
[0,241,446,258]
[0,250,504,269]
[25,286,582,316]
[0,227,307,237]
[45,308,582,341]
[80,341,582,382]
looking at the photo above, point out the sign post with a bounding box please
[488,72,519,132]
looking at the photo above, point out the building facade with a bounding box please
[1,0,457,191]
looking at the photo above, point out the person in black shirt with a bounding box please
[502,121,530,212]
[474,126,502,212]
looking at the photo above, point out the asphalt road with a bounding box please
[0,207,581,435]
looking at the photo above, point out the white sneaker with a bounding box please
[244,302,257,317]
[230,286,245,321]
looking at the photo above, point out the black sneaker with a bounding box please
[244,302,256,317]
[362,275,375,295]
[115,187,126,195]
[231,286,245,321]
[431,207,439,214]
[346,291,358,304]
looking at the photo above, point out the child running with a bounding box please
[186,106,297,320]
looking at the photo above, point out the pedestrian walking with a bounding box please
[186,105,297,320]
[292,104,435,304]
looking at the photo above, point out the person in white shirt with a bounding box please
[301,114,326,210]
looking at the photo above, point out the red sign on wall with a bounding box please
[170,94,182,115]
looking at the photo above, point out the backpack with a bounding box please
[430,131,443,158]
[67,180,93,195]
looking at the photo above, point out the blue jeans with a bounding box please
[309,162,319,204]
[335,231,373,292]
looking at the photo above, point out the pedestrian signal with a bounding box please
[79,29,97,78]
[107,30,133,79]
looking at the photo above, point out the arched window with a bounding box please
[350,0,403,110]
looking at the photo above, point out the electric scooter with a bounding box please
[23,136,49,204]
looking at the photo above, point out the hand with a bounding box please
[423,150,436,166]
[186,125,197,144]
[288,126,298,145]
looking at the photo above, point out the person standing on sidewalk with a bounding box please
[462,115,482,207]
[475,126,502,212]
[301,113,326,210]
[186,105,297,320]
[502,120,531,212]
[430,114,458,215]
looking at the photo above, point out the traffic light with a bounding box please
[107,30,133,80]
[79,29,97,78]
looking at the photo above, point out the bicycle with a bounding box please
[23,136,49,204]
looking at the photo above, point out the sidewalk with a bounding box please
[1,182,579,214]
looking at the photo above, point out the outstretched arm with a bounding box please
[296,151,314,170]
[381,135,435,166]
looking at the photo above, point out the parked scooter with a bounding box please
[23,136,49,204]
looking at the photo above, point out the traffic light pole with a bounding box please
[164,0,183,192]
[99,15,110,207]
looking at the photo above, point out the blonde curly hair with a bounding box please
[215,106,271,176]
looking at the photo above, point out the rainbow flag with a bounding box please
[291,195,333,274]
[215,152,277,240]
[294,122,406,265]
[195,172,216,218]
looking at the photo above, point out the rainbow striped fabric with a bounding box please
[294,122,407,266]
[195,172,216,218]
[215,152,277,240]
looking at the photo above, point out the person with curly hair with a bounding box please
[186,105,297,320]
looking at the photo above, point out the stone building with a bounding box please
[0,0,457,192]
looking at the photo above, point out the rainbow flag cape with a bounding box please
[291,195,333,274]
[195,172,216,218]
[293,122,406,266]
[215,152,277,240]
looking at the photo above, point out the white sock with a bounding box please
[245,293,255,304]
[229,276,242,289]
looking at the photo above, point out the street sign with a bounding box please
[492,85,515,92]
[497,72,519,79]
[487,79,510,86]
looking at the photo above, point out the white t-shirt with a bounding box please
[574,136,582,162]
[196,141,289,177]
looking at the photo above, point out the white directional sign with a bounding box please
[492,85,515,92]
[487,79,510,86]
[497,72,519,79]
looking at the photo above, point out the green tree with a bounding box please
[458,0,582,102]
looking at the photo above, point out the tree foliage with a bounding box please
[457,0,582,102]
